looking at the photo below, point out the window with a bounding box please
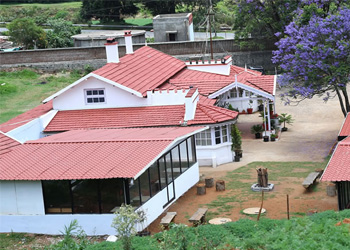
[85,89,105,104]
[222,125,228,143]
[195,129,212,146]
[215,127,221,144]
[229,88,243,98]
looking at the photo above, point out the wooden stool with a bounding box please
[216,180,225,191]
[205,177,214,188]
[197,183,206,195]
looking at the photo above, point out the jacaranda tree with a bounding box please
[273,6,350,117]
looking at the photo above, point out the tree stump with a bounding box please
[256,168,268,187]
[197,183,206,195]
[216,180,225,191]
[326,183,336,197]
[205,177,214,188]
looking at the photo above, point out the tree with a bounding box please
[273,7,350,117]
[7,18,47,49]
[233,0,301,40]
[46,18,81,48]
[81,0,138,22]
[111,204,146,250]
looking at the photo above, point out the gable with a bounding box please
[52,76,147,111]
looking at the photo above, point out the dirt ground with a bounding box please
[148,89,343,233]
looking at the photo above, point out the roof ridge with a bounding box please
[26,139,174,144]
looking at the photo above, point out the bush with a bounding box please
[0,83,17,95]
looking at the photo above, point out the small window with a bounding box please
[195,129,212,146]
[85,88,105,104]
[229,88,243,98]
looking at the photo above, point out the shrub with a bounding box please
[0,83,17,95]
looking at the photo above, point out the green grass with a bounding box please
[0,1,82,9]
[0,69,82,124]
[0,232,35,249]
[124,18,153,26]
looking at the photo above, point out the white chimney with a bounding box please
[105,38,119,63]
[124,30,133,54]
[184,88,199,121]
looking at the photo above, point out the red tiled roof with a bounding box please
[44,104,238,132]
[339,113,350,137]
[0,127,204,180]
[321,137,350,182]
[169,66,274,96]
[0,101,53,133]
[0,132,21,156]
[93,46,186,97]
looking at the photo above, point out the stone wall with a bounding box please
[0,39,277,72]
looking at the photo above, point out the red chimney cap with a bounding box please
[124,30,132,36]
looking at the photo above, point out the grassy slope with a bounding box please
[0,70,81,124]
[0,1,82,9]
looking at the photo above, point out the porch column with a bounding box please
[267,101,271,131]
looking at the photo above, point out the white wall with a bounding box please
[0,164,199,235]
[188,23,194,41]
[53,78,147,110]
[0,181,45,215]
[196,143,233,168]
[7,110,57,143]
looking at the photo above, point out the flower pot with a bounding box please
[263,136,269,142]
[247,108,253,114]
[235,150,243,158]
[234,155,240,162]
[282,127,288,132]
[258,104,264,111]
[255,133,261,139]
[271,137,276,141]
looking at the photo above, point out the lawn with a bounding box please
[0,69,82,124]
[0,1,82,9]
[124,18,153,26]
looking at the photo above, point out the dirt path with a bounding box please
[148,90,343,233]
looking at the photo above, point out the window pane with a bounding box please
[99,97,105,102]
[165,152,173,183]
[149,162,160,196]
[139,170,151,204]
[86,90,92,95]
[87,98,93,103]
[93,97,98,102]
[71,180,99,213]
[99,90,104,95]
[93,90,98,95]
[171,146,181,178]
[179,140,188,170]
[43,180,72,214]
[129,179,140,207]
[159,157,167,189]
[222,125,228,143]
[187,136,196,166]
[100,179,125,213]
[215,127,221,144]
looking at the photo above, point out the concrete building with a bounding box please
[71,30,146,47]
[153,13,194,42]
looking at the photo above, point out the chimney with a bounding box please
[124,30,133,54]
[105,37,119,63]
[184,88,199,121]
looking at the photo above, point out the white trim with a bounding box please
[43,73,143,103]
[208,81,275,101]
[133,126,208,179]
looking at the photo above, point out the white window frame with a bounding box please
[195,129,212,146]
[84,88,106,104]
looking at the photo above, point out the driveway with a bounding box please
[200,89,344,178]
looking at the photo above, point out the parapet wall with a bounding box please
[0,39,276,72]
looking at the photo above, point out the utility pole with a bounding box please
[207,0,214,60]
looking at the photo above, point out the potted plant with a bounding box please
[247,100,253,114]
[258,100,264,111]
[270,133,277,141]
[231,124,242,161]
[278,113,294,132]
[251,124,264,139]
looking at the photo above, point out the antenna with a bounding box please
[207,0,214,60]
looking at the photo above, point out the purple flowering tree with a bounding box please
[273,7,350,117]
